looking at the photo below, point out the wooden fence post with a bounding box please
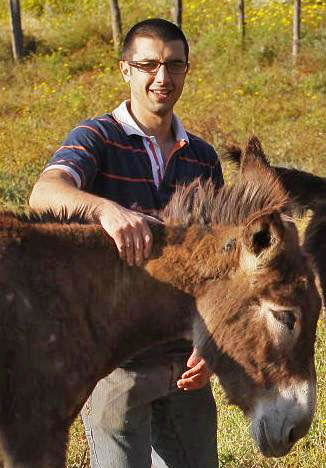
[109,0,122,53]
[293,0,301,63]
[171,0,182,29]
[8,0,24,61]
[237,0,245,43]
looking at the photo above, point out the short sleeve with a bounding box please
[44,119,106,190]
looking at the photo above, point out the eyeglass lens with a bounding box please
[129,61,188,74]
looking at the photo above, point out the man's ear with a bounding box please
[119,60,130,83]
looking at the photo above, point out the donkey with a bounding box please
[0,137,321,467]
[224,143,326,213]
[224,140,326,307]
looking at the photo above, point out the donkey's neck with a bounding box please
[33,222,196,369]
[65,242,195,379]
[20,221,210,376]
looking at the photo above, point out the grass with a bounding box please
[0,0,326,466]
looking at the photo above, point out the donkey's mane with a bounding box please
[16,206,94,225]
[161,136,288,228]
[161,169,287,228]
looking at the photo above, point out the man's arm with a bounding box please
[29,169,153,266]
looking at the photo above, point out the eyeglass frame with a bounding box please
[124,60,190,75]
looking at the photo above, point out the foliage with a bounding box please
[0,0,325,466]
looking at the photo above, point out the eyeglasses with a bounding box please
[126,60,189,75]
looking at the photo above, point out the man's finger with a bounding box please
[143,226,153,259]
[181,369,198,379]
[182,365,208,379]
[132,229,144,266]
[178,374,200,385]
[187,349,201,368]
[182,361,206,378]
[115,231,127,260]
[124,234,135,266]
[177,375,201,391]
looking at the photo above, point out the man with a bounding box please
[30,18,223,468]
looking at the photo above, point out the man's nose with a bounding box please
[154,63,171,83]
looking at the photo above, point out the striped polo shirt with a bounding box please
[44,100,224,211]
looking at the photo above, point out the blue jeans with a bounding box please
[81,355,218,468]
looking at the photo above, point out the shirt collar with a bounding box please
[112,100,189,143]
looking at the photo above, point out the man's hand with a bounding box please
[177,348,212,391]
[98,201,154,266]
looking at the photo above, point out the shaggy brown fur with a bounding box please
[0,137,321,467]
[304,202,326,309]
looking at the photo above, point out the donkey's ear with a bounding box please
[241,136,270,173]
[242,214,284,260]
[240,137,289,210]
[223,137,270,175]
[239,137,271,184]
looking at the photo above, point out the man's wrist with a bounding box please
[92,199,116,223]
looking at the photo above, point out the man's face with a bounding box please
[120,36,188,117]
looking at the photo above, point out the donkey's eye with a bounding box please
[272,310,296,330]
[222,238,236,252]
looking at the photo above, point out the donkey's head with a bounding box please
[187,137,321,457]
[225,137,326,214]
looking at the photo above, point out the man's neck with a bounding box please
[128,101,175,147]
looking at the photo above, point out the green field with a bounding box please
[1,0,325,466]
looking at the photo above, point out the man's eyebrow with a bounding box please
[134,58,158,61]
[133,58,185,62]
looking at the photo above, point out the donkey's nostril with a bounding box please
[286,426,296,446]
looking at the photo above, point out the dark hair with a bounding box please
[122,18,189,61]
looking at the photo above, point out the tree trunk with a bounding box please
[8,0,24,61]
[293,0,301,62]
[171,0,182,29]
[109,0,122,53]
[237,0,245,42]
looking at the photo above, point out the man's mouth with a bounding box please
[149,89,172,99]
